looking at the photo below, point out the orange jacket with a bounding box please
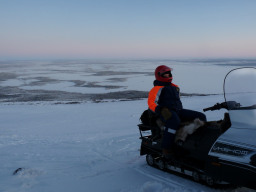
[148,80,182,114]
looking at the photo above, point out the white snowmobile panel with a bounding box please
[229,109,256,128]
[209,127,256,165]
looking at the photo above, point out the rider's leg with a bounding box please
[161,111,180,152]
[178,109,207,122]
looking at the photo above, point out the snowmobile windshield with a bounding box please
[224,67,256,110]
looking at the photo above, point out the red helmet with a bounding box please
[155,65,173,82]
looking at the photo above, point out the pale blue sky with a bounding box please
[1,0,256,59]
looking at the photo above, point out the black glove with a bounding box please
[161,107,172,120]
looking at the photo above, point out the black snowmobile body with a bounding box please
[138,67,256,190]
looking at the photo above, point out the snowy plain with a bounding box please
[0,59,255,192]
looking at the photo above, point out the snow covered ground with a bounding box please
[0,96,255,192]
[0,59,255,191]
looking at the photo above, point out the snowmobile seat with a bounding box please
[138,109,200,142]
[139,109,164,141]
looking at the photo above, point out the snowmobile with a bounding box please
[138,67,256,190]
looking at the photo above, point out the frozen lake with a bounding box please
[1,58,254,103]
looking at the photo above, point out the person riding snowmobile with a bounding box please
[148,65,207,155]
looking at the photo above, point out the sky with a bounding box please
[0,0,256,59]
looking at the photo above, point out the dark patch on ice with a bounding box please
[0,86,211,103]
[23,77,126,89]
[92,71,153,76]
[25,77,61,86]
[80,82,125,89]
[0,72,18,81]
[71,80,86,87]
[106,77,127,82]
[66,80,126,89]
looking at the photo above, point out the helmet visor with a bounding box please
[161,71,172,77]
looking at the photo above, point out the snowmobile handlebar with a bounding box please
[203,101,241,112]
[203,102,228,112]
